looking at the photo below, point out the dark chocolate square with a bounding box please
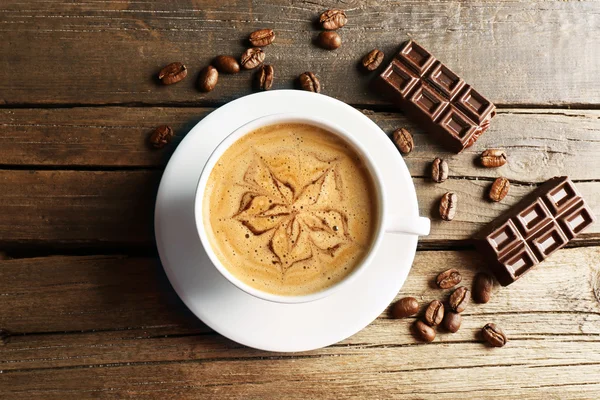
[543,179,581,216]
[499,242,539,280]
[437,105,477,141]
[379,59,420,99]
[557,200,595,239]
[426,62,465,100]
[456,85,495,124]
[486,220,523,255]
[514,199,553,237]
[527,222,568,260]
[408,83,449,122]
[397,41,436,77]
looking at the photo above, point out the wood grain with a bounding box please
[0,170,597,247]
[1,248,599,398]
[2,107,599,184]
[0,1,599,106]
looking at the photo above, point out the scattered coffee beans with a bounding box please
[391,297,419,319]
[431,158,449,183]
[317,31,341,50]
[299,72,321,93]
[392,128,413,155]
[482,323,507,347]
[443,312,461,333]
[489,177,510,202]
[424,300,444,326]
[197,65,218,92]
[412,320,436,343]
[212,55,240,74]
[158,62,187,85]
[473,272,494,304]
[435,268,462,289]
[240,48,265,70]
[256,64,274,91]
[249,28,275,47]
[319,9,347,30]
[480,149,507,168]
[149,125,174,149]
[362,49,384,71]
[439,192,457,221]
[449,286,470,313]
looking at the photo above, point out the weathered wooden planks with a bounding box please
[2,107,599,184]
[1,1,599,106]
[0,170,597,247]
[1,248,599,398]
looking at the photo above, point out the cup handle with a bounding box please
[385,215,431,236]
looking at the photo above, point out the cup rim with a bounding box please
[194,113,387,304]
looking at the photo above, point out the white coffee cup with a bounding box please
[194,113,430,304]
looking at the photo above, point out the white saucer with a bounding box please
[155,90,420,352]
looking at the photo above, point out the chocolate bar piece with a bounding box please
[475,177,595,286]
[377,41,496,153]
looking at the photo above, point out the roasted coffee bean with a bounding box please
[439,192,457,221]
[197,65,218,92]
[436,268,462,289]
[412,320,436,343]
[212,55,240,74]
[482,323,507,347]
[449,286,470,313]
[249,28,275,47]
[431,158,449,183]
[489,177,510,202]
[298,72,320,93]
[392,128,413,154]
[362,49,384,71]
[443,312,462,333]
[391,297,419,319]
[473,272,494,304]
[0,329,10,345]
[480,149,507,168]
[256,64,274,91]
[149,125,174,149]
[317,31,341,50]
[319,9,347,30]
[240,48,265,70]
[158,62,187,85]
[424,300,445,326]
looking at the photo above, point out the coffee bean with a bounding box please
[392,128,413,155]
[439,192,457,221]
[480,149,507,168]
[449,286,470,313]
[319,9,347,30]
[212,55,240,74]
[424,300,444,326]
[489,177,510,202]
[431,158,448,183]
[249,28,275,47]
[0,329,10,345]
[436,268,462,289]
[391,297,419,319]
[317,31,341,50]
[473,272,494,304]
[158,62,187,85]
[256,64,274,91]
[443,312,461,333]
[149,125,174,149]
[362,49,384,71]
[298,72,321,93]
[197,65,218,92]
[482,323,507,347]
[412,320,436,343]
[240,48,265,70]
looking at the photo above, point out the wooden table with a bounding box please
[1,1,599,398]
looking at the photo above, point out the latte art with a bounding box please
[203,123,378,296]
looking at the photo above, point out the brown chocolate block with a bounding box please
[376,40,496,153]
[475,177,595,286]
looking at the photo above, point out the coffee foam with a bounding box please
[203,123,378,296]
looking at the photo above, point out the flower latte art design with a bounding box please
[204,123,378,296]
[234,154,351,272]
